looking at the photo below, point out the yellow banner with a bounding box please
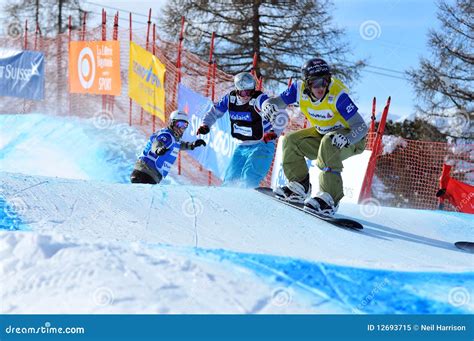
[128,42,166,121]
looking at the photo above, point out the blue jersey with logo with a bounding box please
[139,128,180,178]
[214,92,274,139]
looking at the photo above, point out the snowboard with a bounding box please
[454,241,474,253]
[255,187,363,230]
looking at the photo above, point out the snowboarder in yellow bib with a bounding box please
[262,58,368,216]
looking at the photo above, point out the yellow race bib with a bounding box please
[298,77,352,134]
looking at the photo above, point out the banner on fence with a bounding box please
[0,48,44,100]
[128,42,166,121]
[69,41,121,96]
[178,84,236,180]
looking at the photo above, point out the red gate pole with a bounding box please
[208,61,217,186]
[358,96,391,202]
[373,97,391,155]
[251,52,257,75]
[211,62,217,101]
[251,52,264,91]
[205,32,215,98]
[81,12,87,41]
[113,12,119,40]
[176,17,186,176]
[152,23,156,134]
[23,20,28,49]
[34,22,39,50]
[101,9,107,113]
[109,11,119,120]
[67,16,72,115]
[36,24,43,51]
[250,52,257,80]
[140,9,152,126]
[368,97,377,149]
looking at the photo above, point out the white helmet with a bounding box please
[169,110,189,123]
[234,72,256,91]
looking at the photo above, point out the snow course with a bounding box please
[1,114,472,314]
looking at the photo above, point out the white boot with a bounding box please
[274,176,311,204]
[304,192,338,216]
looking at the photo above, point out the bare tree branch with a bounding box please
[158,0,363,87]
[408,0,473,140]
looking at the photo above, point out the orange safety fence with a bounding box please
[373,138,473,211]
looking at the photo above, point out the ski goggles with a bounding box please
[237,89,254,97]
[174,120,189,129]
[308,77,330,89]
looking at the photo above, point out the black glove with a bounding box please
[192,139,206,149]
[197,125,210,135]
[436,188,446,197]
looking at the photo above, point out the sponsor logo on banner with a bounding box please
[178,84,237,180]
[128,42,166,121]
[0,48,44,100]
[69,41,121,95]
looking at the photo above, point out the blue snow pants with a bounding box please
[223,141,275,188]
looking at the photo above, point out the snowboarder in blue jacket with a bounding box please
[196,72,289,188]
[131,110,206,184]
